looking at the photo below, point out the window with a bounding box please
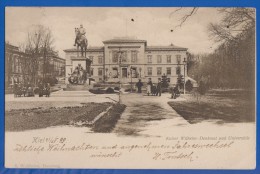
[147,67,152,76]
[112,51,118,63]
[17,58,21,73]
[131,51,137,63]
[157,67,162,76]
[121,51,127,63]
[167,55,171,63]
[98,68,103,76]
[89,56,94,63]
[131,67,137,78]
[112,67,118,78]
[147,55,152,63]
[98,56,103,64]
[176,55,181,64]
[157,55,162,63]
[90,68,94,76]
[166,67,171,75]
[176,66,181,75]
[15,58,19,73]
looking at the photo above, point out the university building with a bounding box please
[64,37,188,84]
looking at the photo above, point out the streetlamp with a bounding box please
[130,66,133,93]
[105,68,108,82]
[183,58,187,95]
[118,47,123,103]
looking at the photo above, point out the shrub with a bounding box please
[185,80,193,92]
[106,87,114,94]
[198,81,207,95]
[114,87,120,91]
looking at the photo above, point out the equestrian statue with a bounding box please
[68,24,89,85]
[74,24,88,57]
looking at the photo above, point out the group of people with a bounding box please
[13,83,34,97]
[135,78,162,96]
[13,82,51,97]
[135,78,181,98]
[38,82,51,97]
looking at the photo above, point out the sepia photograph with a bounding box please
[4,7,256,169]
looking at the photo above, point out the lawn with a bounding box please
[168,89,255,124]
[5,102,113,132]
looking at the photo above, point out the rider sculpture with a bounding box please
[74,24,88,57]
[69,24,88,85]
[74,24,86,46]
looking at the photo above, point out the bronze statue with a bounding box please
[74,24,88,57]
[68,64,87,85]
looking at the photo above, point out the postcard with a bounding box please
[4,7,256,169]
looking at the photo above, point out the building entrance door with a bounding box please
[122,68,127,78]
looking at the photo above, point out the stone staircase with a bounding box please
[63,83,93,91]
[51,82,95,97]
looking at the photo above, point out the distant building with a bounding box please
[5,43,29,87]
[5,43,65,87]
[64,37,188,84]
[37,53,66,78]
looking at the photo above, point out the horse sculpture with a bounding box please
[75,28,88,57]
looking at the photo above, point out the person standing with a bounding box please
[147,78,152,96]
[156,78,162,97]
[136,79,143,93]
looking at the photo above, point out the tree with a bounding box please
[169,8,199,30]
[177,74,184,89]
[185,80,193,92]
[24,25,55,85]
[208,8,255,43]
[198,81,207,95]
[182,8,255,89]
[161,74,169,88]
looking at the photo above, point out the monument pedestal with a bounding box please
[64,83,92,91]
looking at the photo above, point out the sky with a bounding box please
[5,7,222,58]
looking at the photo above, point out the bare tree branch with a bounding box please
[170,7,199,31]
[169,7,183,18]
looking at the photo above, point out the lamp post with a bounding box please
[183,58,187,95]
[118,47,123,103]
[130,66,133,93]
[105,68,108,82]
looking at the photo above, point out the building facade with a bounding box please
[5,43,30,87]
[5,43,65,87]
[64,38,188,84]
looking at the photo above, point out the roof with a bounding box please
[103,38,147,44]
[146,45,187,51]
[64,46,104,52]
